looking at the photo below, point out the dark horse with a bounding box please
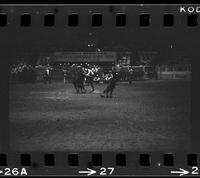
[101,72,120,98]
[85,75,94,92]
[72,69,85,94]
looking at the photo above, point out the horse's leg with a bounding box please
[73,82,78,93]
[87,77,90,86]
[106,90,109,98]
[79,80,83,93]
[81,82,85,93]
[76,84,79,93]
[77,80,81,93]
[83,82,86,91]
[105,87,109,98]
[78,84,82,93]
[110,89,113,98]
[90,80,94,91]
[77,81,81,94]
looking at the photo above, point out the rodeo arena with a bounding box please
[9,51,191,95]
[9,51,192,151]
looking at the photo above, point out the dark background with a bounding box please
[0,5,199,152]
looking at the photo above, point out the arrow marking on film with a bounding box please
[78,168,96,176]
[171,168,189,176]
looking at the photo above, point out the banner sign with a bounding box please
[52,52,117,62]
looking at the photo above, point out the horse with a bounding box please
[84,69,95,92]
[85,75,94,92]
[101,72,120,98]
[71,69,85,94]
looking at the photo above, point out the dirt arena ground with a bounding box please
[9,80,191,151]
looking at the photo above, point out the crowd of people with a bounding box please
[12,62,158,84]
[64,63,120,96]
[10,62,158,98]
[10,61,158,82]
[10,62,37,83]
[61,63,101,84]
[37,63,119,96]
[10,62,118,83]
[10,62,158,85]
[61,63,118,85]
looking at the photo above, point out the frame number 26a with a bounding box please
[3,168,28,176]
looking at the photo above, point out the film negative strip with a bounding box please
[0,4,199,176]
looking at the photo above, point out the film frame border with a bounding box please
[0,4,200,176]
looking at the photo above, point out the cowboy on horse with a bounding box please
[84,67,95,92]
[71,66,86,94]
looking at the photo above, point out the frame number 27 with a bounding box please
[100,167,115,175]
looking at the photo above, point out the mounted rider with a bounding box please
[43,64,53,84]
[84,67,95,91]
[101,70,119,98]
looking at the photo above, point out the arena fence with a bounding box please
[156,65,191,80]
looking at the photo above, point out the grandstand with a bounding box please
[37,51,117,67]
